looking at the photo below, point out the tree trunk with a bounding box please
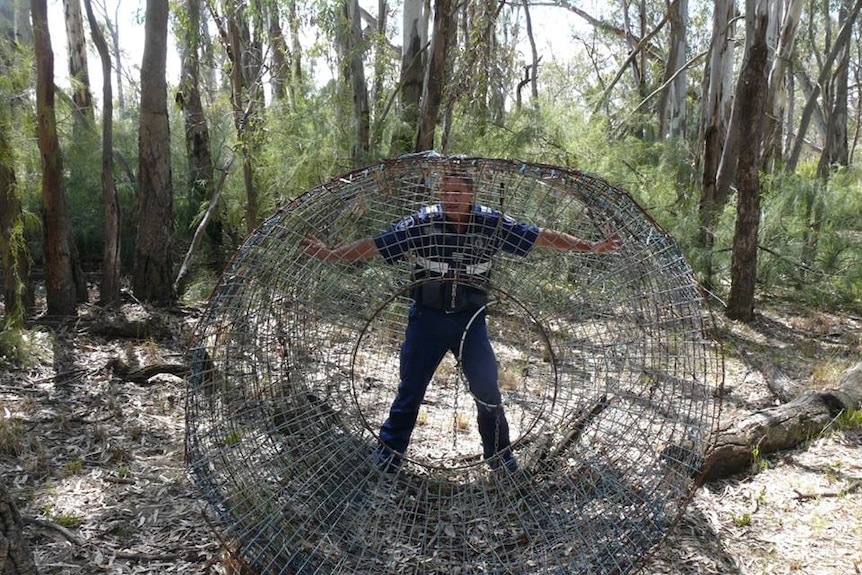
[83,0,121,305]
[416,0,453,152]
[726,3,769,323]
[345,0,370,165]
[658,0,687,140]
[0,483,38,575]
[180,0,220,271]
[215,0,265,234]
[518,0,539,111]
[62,0,94,127]
[696,0,737,292]
[786,0,862,171]
[0,16,33,325]
[818,0,851,172]
[267,4,288,103]
[714,0,764,206]
[32,0,80,316]
[762,0,803,171]
[371,0,387,123]
[0,122,31,327]
[133,0,175,305]
[703,361,862,481]
[286,0,303,109]
[107,3,125,116]
[174,154,233,295]
[395,0,426,154]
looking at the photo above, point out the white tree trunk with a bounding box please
[763,0,803,167]
[398,0,427,148]
[659,0,688,139]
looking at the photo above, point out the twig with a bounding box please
[102,475,136,485]
[114,551,181,562]
[793,480,861,500]
[23,517,86,546]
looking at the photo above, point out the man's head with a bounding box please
[440,174,476,223]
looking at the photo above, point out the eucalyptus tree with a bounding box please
[133,0,175,305]
[575,0,682,140]
[815,0,855,173]
[82,0,120,305]
[32,0,87,315]
[207,0,266,234]
[726,0,769,322]
[696,0,738,291]
[105,0,126,116]
[762,0,804,171]
[341,0,370,165]
[457,1,507,135]
[518,0,540,111]
[371,0,389,123]
[267,0,289,102]
[286,0,303,109]
[0,102,28,326]
[396,0,427,153]
[787,0,862,171]
[178,0,220,271]
[416,0,454,151]
[62,0,94,127]
[0,0,32,325]
[656,0,687,140]
[795,0,862,280]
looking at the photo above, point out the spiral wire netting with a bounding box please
[186,154,724,575]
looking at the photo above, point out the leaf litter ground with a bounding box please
[1,299,860,575]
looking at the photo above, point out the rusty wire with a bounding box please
[186,154,723,575]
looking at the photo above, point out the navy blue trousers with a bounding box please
[377,304,513,464]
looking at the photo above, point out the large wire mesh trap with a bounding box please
[186,154,723,575]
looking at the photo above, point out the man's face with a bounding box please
[440,176,475,223]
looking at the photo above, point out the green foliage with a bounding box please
[0,408,26,455]
[180,266,219,306]
[832,408,862,432]
[6,0,858,322]
[0,323,35,367]
[61,127,105,262]
[48,509,85,529]
[260,97,355,204]
[758,169,862,312]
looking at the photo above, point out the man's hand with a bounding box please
[589,235,621,254]
[301,235,380,262]
[301,235,332,261]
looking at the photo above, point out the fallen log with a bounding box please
[702,361,862,482]
[107,357,189,384]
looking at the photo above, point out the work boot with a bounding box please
[487,450,518,473]
[372,444,402,474]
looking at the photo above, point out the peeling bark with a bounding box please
[0,484,39,575]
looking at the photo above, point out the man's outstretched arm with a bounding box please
[535,229,620,253]
[301,235,381,262]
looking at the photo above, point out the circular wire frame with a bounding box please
[186,155,724,575]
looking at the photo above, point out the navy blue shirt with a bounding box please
[373,204,540,312]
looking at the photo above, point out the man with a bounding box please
[303,174,619,473]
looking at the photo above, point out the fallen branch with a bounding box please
[114,551,181,562]
[702,361,862,481]
[22,517,85,547]
[107,357,189,384]
[792,479,861,500]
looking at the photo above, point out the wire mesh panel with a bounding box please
[186,154,723,575]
